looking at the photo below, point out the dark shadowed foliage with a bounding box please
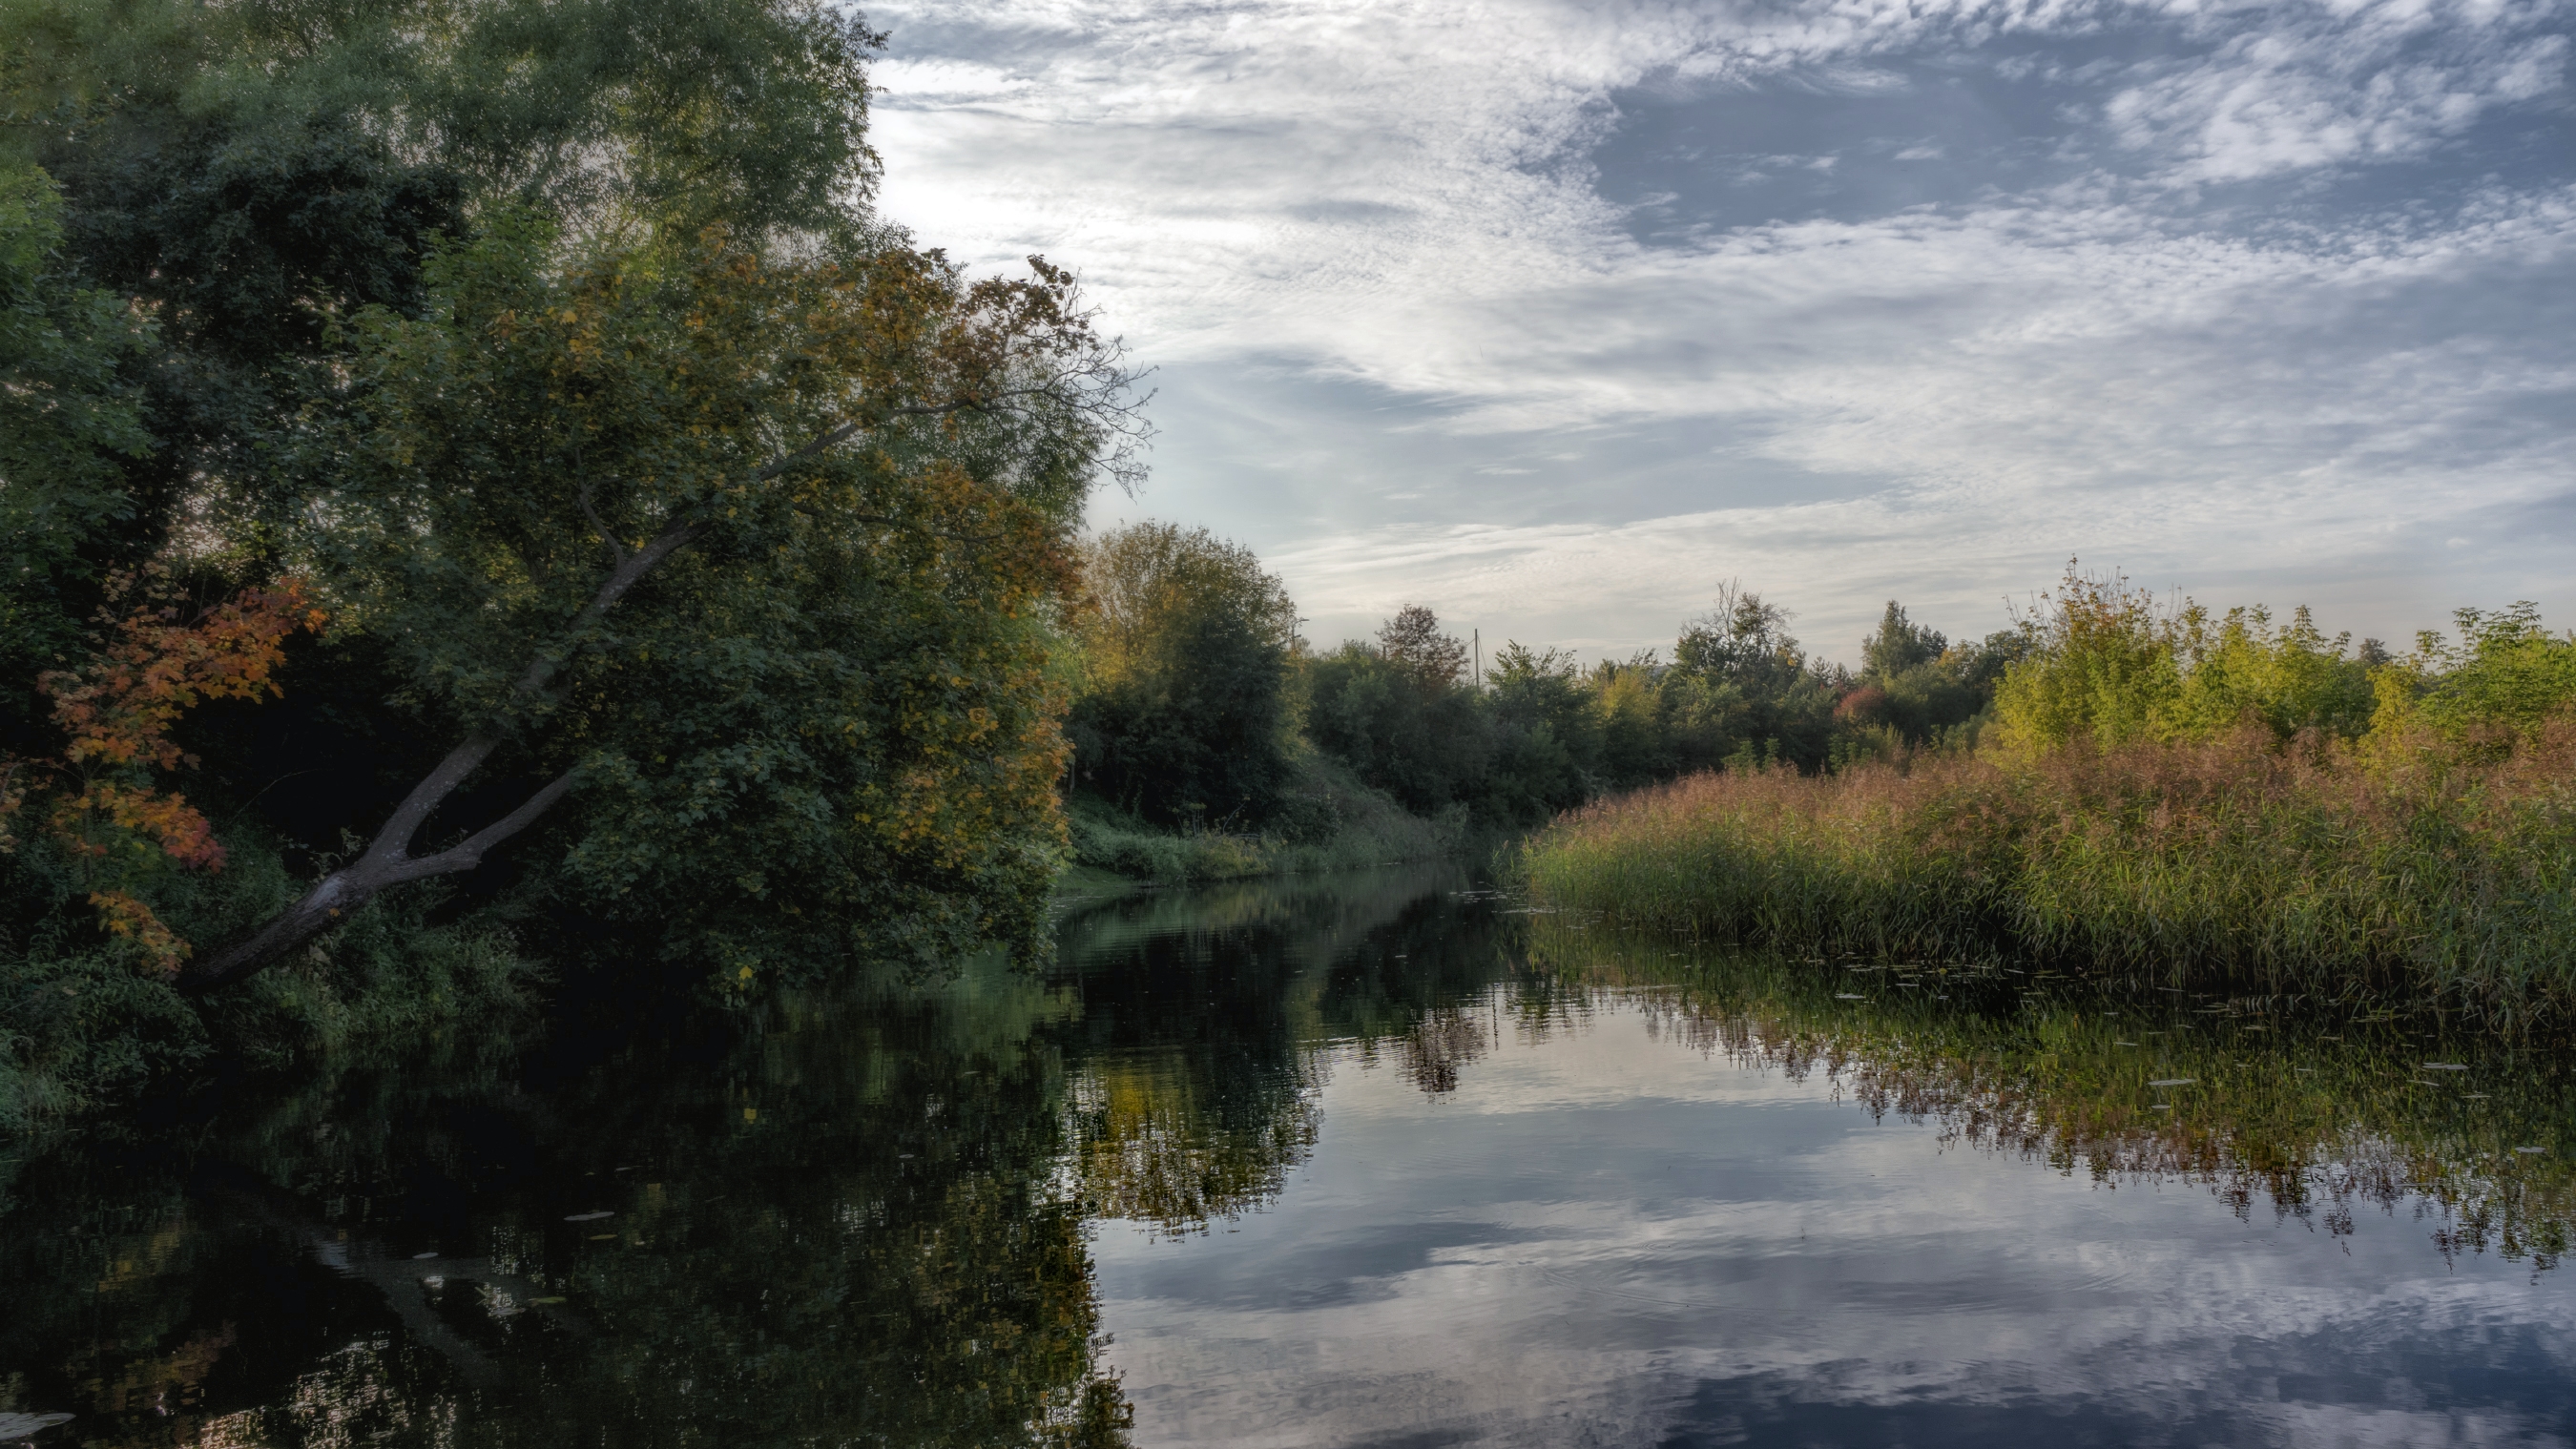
[1066,523,1299,827]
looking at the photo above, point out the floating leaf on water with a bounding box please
[565,1211,614,1222]
[2149,1079,2194,1087]
[0,1414,74,1438]
[2422,1063,2469,1071]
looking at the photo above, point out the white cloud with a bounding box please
[2100,4,2571,183]
[868,0,2576,659]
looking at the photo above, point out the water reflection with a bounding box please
[4,866,2573,1445]
[1062,878,2576,1446]
[1533,923,2576,1274]
[0,966,1133,1446]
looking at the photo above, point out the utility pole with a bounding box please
[1473,629,1482,689]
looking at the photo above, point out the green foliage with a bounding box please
[1065,753,1455,886]
[1523,578,2576,1026]
[1659,586,1845,774]
[1988,570,2182,753]
[1480,643,1599,818]
[1842,600,2018,752]
[293,218,1094,983]
[1306,606,1629,828]
[0,162,153,750]
[1304,629,1493,816]
[1991,566,2377,755]
[2383,602,2576,745]
[0,0,1134,1123]
[0,824,538,1132]
[6,0,881,233]
[1067,523,1298,825]
[1297,589,2020,831]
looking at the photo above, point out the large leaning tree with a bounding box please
[171,217,1141,995]
[2,0,1146,1000]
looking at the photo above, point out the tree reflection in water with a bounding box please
[1049,867,1592,1232]
[10,865,2564,1446]
[0,963,1134,1446]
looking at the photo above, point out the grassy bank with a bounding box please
[1519,728,2576,1025]
[1063,752,1465,889]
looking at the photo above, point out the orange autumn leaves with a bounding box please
[2,573,322,971]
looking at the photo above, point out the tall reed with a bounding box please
[1519,725,2576,1025]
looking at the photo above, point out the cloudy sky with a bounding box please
[865,0,2576,666]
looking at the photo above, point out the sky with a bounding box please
[863,0,2576,669]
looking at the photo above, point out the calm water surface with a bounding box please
[5,865,2573,1446]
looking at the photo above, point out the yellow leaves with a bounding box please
[21,576,322,965]
[87,891,188,975]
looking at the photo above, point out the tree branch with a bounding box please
[177,425,862,996]
[576,484,629,569]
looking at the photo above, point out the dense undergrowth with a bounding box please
[0,825,542,1134]
[1522,576,2576,1028]
[1063,753,1462,887]
[1522,730,2576,1024]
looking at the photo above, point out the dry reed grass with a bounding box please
[1521,724,2576,1025]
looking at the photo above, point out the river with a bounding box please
[3,864,2571,1445]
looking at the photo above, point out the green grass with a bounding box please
[1062,751,1463,888]
[1518,727,2576,1027]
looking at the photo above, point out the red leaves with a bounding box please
[43,575,322,774]
[2,573,323,971]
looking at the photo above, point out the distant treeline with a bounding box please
[1060,520,2032,836]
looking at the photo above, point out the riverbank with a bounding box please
[1517,727,2576,1027]
[1061,754,1465,891]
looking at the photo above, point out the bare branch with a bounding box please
[575,484,630,569]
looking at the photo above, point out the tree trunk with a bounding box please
[177,425,862,994]
[175,760,574,995]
